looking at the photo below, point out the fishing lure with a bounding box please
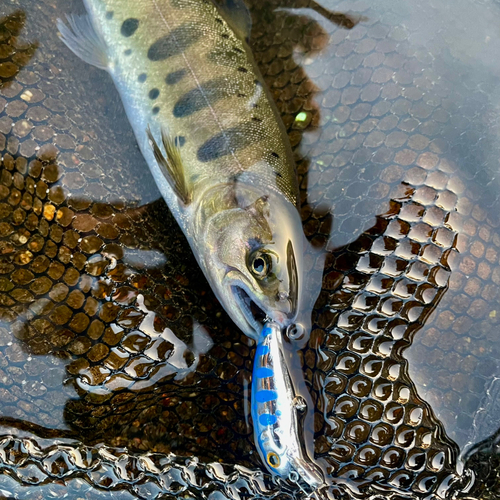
[251,321,323,490]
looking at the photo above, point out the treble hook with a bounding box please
[289,472,327,500]
[289,470,309,496]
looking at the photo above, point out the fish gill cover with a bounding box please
[0,0,499,499]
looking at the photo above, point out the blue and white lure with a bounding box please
[251,321,323,491]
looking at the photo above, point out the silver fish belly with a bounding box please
[58,0,312,341]
[251,321,323,489]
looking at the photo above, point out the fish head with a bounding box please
[202,189,306,340]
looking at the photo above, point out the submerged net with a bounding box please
[0,0,500,498]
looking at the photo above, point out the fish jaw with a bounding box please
[203,269,298,341]
[228,280,294,338]
[222,245,301,339]
[230,283,266,339]
[226,283,291,340]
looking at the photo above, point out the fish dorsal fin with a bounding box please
[214,0,252,41]
[57,14,109,70]
[146,126,192,206]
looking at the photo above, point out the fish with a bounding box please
[56,0,310,341]
[251,321,323,490]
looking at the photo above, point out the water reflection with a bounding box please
[1,0,500,499]
[0,11,37,88]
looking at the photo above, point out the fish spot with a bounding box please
[175,136,186,147]
[197,121,265,163]
[149,88,160,100]
[138,73,147,83]
[165,69,186,85]
[173,78,233,118]
[238,67,248,73]
[256,390,278,403]
[148,25,202,61]
[233,47,244,54]
[105,11,114,20]
[124,49,132,56]
[252,117,262,122]
[256,367,273,379]
[259,414,277,426]
[221,33,229,39]
[275,172,282,178]
[271,152,280,158]
[152,106,160,115]
[121,18,139,37]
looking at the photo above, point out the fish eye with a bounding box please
[250,252,272,279]
[267,451,280,468]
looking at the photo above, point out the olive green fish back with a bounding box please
[86,0,299,206]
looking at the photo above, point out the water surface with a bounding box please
[0,0,500,498]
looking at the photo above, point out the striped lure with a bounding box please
[57,0,310,341]
[251,322,323,489]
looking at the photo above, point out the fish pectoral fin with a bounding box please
[57,14,109,70]
[146,126,192,206]
[214,0,252,41]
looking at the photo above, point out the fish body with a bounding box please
[58,0,309,340]
[251,322,323,489]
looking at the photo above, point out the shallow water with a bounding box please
[0,0,500,498]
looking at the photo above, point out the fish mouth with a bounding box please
[232,285,267,333]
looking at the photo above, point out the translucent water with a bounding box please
[0,0,500,498]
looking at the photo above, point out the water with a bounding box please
[0,0,500,498]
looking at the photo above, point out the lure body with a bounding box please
[251,322,323,488]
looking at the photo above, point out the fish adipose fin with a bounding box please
[57,14,109,70]
[214,0,252,41]
[146,126,192,206]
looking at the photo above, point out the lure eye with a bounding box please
[267,451,281,468]
[250,252,272,279]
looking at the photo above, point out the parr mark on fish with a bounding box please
[165,69,186,85]
[196,121,264,163]
[147,25,202,61]
[173,78,234,118]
